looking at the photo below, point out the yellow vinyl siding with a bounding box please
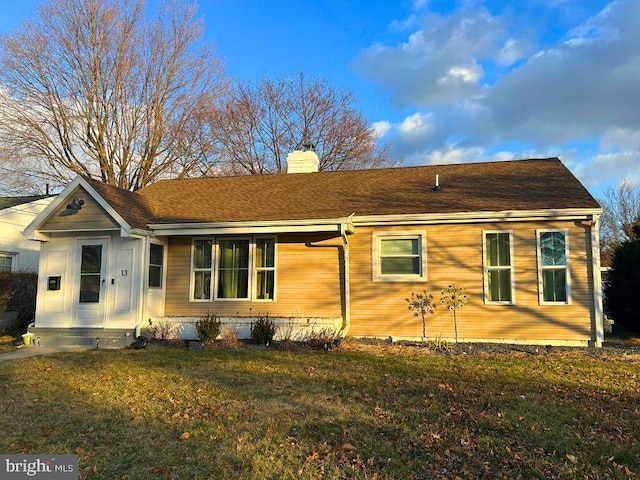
[348,221,595,342]
[41,187,119,231]
[164,233,343,318]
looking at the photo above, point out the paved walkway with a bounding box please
[0,345,90,362]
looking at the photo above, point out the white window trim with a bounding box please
[190,236,277,302]
[371,230,427,283]
[252,236,277,302]
[0,252,17,273]
[482,230,516,305]
[536,229,572,305]
[190,238,214,302]
[148,242,165,289]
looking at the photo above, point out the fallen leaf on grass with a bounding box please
[566,454,578,464]
[342,443,357,452]
[179,432,190,441]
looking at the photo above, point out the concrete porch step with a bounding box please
[26,327,136,349]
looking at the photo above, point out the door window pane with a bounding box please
[80,245,102,303]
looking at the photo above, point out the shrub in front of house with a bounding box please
[0,271,38,332]
[195,311,221,344]
[250,314,277,345]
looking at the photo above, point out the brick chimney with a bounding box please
[286,146,319,174]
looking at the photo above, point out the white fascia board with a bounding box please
[353,208,603,226]
[23,176,147,240]
[148,217,355,236]
[23,176,85,240]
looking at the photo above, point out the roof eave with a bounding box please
[148,217,356,236]
[353,207,603,226]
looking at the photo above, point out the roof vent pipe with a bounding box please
[432,174,442,192]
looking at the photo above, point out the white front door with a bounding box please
[73,239,108,328]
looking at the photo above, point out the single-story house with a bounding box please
[23,151,604,347]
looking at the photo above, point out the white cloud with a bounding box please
[371,120,392,138]
[352,5,505,107]
[398,112,435,140]
[353,0,640,194]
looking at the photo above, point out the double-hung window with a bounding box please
[191,237,276,301]
[483,231,514,304]
[192,239,213,300]
[0,254,14,273]
[537,230,570,304]
[255,238,275,300]
[372,231,427,282]
[148,244,164,288]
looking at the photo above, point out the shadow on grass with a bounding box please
[0,346,638,479]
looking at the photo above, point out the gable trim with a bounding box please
[23,176,144,240]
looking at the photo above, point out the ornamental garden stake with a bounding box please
[440,284,468,344]
[405,290,436,339]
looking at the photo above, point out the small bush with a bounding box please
[148,320,179,340]
[195,311,221,344]
[251,314,277,345]
[276,323,297,351]
[302,327,340,351]
[0,271,38,332]
[219,326,241,349]
[425,336,453,352]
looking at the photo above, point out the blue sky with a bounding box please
[2,0,639,198]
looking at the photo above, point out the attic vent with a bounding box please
[432,174,442,192]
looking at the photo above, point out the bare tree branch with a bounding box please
[210,72,394,175]
[0,0,226,192]
[599,180,640,266]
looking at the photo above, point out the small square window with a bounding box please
[372,231,427,282]
[0,255,13,273]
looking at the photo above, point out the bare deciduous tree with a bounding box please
[0,0,226,192]
[599,180,640,266]
[209,72,393,175]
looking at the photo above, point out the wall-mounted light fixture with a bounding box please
[66,197,85,211]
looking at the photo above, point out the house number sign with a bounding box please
[121,270,128,276]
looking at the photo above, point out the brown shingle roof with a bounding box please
[83,177,158,230]
[84,158,601,228]
[0,195,50,210]
[134,158,599,225]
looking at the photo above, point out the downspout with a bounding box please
[339,214,355,338]
[136,235,151,339]
[591,213,604,347]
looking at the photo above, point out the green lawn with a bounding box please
[0,340,638,479]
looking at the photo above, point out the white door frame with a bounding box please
[72,237,109,328]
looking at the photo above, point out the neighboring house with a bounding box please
[0,196,54,329]
[0,196,54,273]
[24,152,604,348]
